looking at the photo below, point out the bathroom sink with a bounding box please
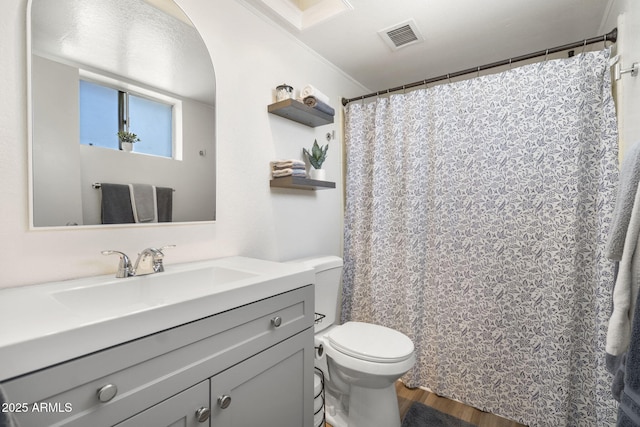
[51,266,257,316]
[0,256,314,382]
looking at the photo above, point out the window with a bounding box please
[79,77,180,159]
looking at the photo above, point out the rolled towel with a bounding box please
[304,96,335,116]
[300,84,331,105]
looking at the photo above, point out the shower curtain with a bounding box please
[342,49,619,426]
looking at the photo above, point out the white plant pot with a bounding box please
[121,142,133,152]
[309,168,326,181]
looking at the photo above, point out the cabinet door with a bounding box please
[115,381,210,427]
[210,329,314,427]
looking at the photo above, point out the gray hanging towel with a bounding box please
[100,183,135,224]
[156,187,173,222]
[618,288,640,426]
[128,184,156,223]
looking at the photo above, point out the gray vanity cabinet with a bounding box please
[2,285,314,427]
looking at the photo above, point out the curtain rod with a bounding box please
[341,28,617,106]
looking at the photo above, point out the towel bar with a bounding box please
[92,183,175,191]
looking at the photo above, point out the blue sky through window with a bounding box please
[129,94,173,158]
[79,80,118,149]
[79,80,174,158]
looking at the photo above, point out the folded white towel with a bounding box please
[272,168,307,178]
[300,85,330,106]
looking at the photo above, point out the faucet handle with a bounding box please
[153,245,175,272]
[101,250,133,278]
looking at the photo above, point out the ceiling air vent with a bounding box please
[378,19,424,51]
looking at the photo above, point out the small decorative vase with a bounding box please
[121,142,133,152]
[309,168,326,181]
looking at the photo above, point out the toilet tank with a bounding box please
[288,256,343,333]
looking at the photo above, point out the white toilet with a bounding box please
[291,256,416,427]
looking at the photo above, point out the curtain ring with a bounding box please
[509,58,512,69]
[544,49,549,62]
[447,73,452,84]
[477,66,480,78]
[581,39,587,54]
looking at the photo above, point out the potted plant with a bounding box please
[303,139,329,180]
[117,130,140,152]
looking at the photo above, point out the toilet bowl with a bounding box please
[290,256,416,427]
[324,322,415,387]
[319,322,415,427]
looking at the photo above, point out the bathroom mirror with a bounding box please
[29,0,216,227]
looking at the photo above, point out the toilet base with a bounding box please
[324,383,401,427]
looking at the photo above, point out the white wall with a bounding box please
[31,55,83,227]
[0,0,366,287]
[602,0,640,157]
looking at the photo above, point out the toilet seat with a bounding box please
[327,322,414,363]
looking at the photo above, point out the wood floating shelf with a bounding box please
[267,99,334,127]
[270,176,336,191]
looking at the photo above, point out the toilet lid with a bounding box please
[327,322,414,363]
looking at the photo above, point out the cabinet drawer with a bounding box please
[3,285,313,427]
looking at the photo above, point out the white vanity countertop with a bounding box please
[0,257,314,381]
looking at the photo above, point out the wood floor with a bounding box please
[325,381,527,427]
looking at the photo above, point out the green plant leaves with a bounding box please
[303,139,328,169]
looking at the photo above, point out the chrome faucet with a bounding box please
[134,247,164,276]
[101,250,134,278]
[102,245,175,278]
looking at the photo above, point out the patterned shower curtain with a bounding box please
[342,49,619,426]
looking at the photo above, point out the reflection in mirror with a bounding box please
[29,0,216,227]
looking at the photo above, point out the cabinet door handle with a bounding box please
[195,407,211,422]
[218,395,232,409]
[271,316,282,328]
[97,384,118,402]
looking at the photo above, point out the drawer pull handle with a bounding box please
[195,406,211,422]
[271,316,282,328]
[218,395,232,409]
[97,384,118,402]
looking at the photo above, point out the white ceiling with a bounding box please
[241,0,616,93]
